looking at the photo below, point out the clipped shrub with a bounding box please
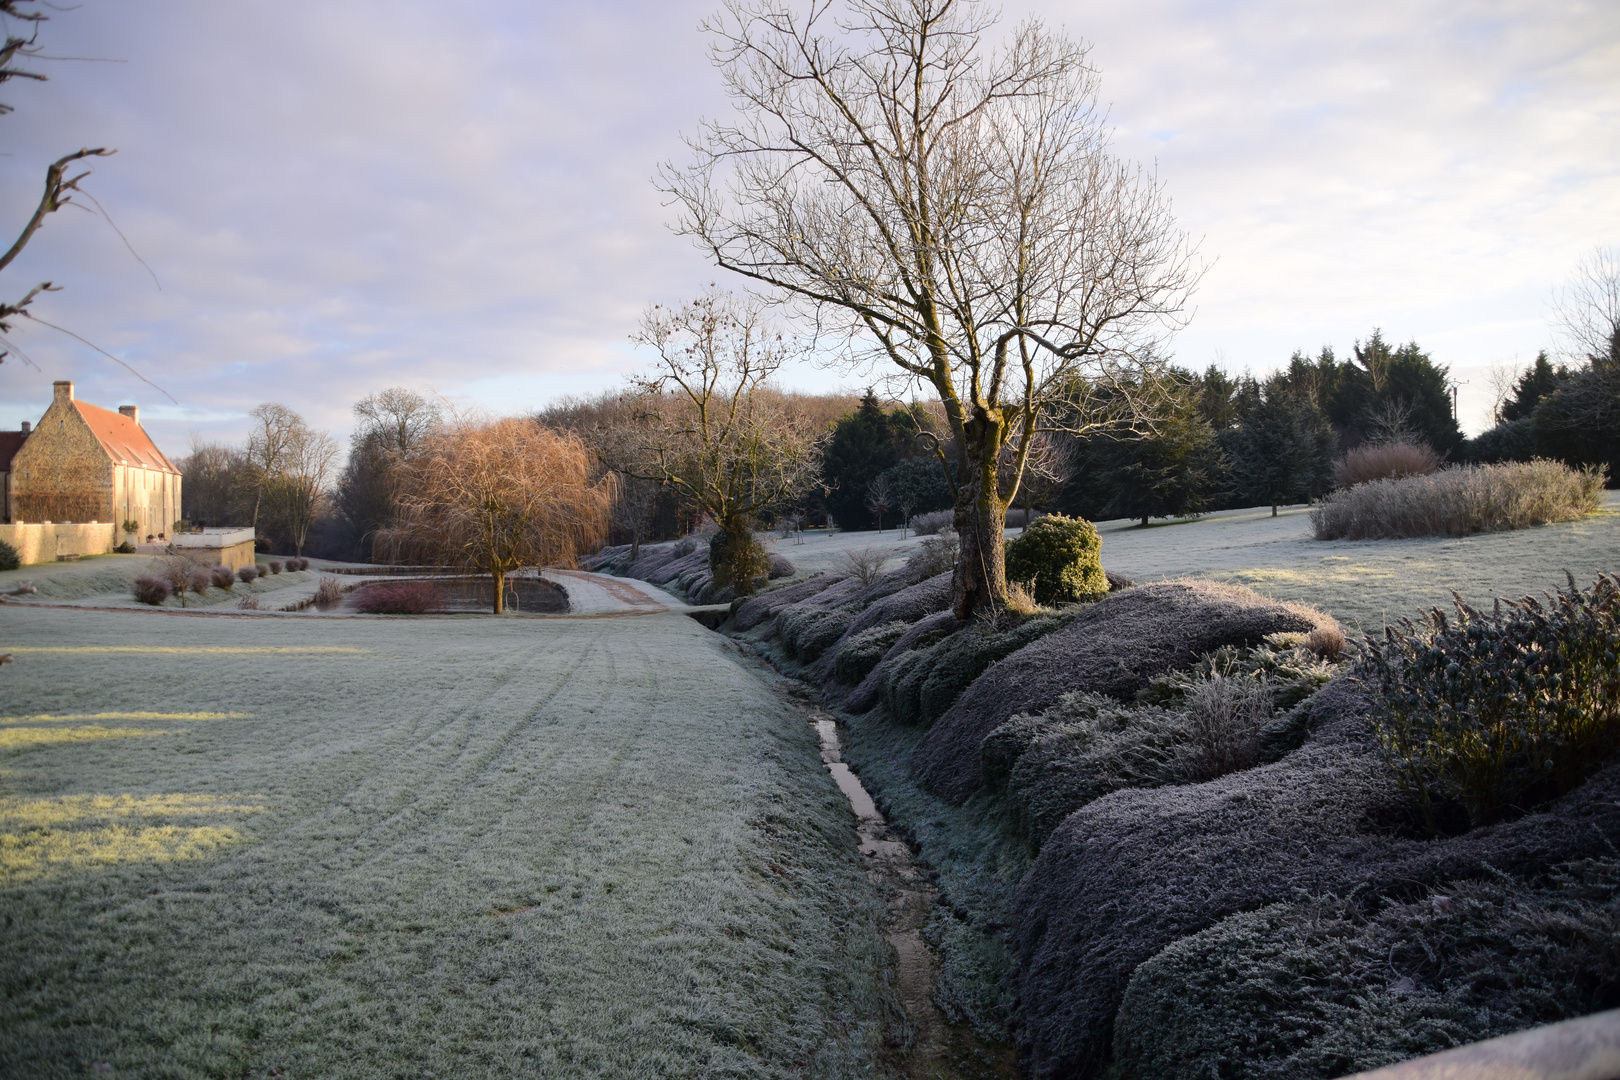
[131,575,170,606]
[113,541,136,554]
[767,552,794,579]
[733,574,847,631]
[1333,439,1441,488]
[909,509,954,535]
[881,612,1070,726]
[0,538,18,571]
[1003,513,1107,606]
[351,580,441,614]
[916,582,1338,803]
[777,604,860,662]
[237,565,259,583]
[186,566,212,595]
[845,609,962,713]
[1361,574,1620,832]
[209,565,236,590]
[1113,860,1620,1080]
[833,621,912,685]
[1311,459,1605,540]
[268,560,284,574]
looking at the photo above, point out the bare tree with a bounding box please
[388,417,613,613]
[616,290,828,594]
[1484,362,1521,427]
[865,472,893,533]
[662,0,1200,614]
[1554,245,1620,364]
[273,425,340,556]
[245,403,300,531]
[0,1,113,360]
[341,388,443,559]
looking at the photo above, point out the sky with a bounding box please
[0,0,1616,461]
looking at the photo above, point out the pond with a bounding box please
[335,575,570,615]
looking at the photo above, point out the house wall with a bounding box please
[9,396,115,524]
[0,522,116,565]
[173,539,257,571]
[113,463,181,538]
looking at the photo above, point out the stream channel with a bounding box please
[753,655,1017,1080]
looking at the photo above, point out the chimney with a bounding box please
[119,405,139,426]
[53,380,73,404]
[19,421,29,435]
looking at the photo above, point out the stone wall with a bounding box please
[0,522,116,565]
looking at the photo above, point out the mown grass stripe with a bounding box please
[0,712,252,724]
[3,646,367,655]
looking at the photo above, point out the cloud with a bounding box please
[0,0,1614,452]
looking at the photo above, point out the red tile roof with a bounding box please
[0,431,25,472]
[73,400,179,474]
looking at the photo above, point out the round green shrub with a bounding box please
[1004,514,1107,606]
[0,538,18,572]
[832,620,911,685]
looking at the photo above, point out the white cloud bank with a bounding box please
[0,0,1614,455]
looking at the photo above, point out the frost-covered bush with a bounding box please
[352,580,441,614]
[880,613,1068,726]
[832,621,912,685]
[131,575,170,606]
[733,574,846,631]
[267,560,283,574]
[907,532,958,578]
[209,565,236,590]
[909,509,954,535]
[314,576,345,609]
[0,539,19,571]
[1361,574,1620,832]
[916,582,1339,803]
[1113,860,1620,1080]
[1333,439,1440,488]
[237,594,259,610]
[776,604,859,661]
[237,565,259,583]
[1311,459,1604,540]
[1003,514,1107,606]
[288,557,309,571]
[840,547,887,586]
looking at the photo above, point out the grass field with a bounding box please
[0,606,897,1079]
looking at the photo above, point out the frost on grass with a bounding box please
[914,581,1338,803]
[0,609,899,1079]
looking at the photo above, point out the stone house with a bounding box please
[7,380,181,538]
[0,422,26,523]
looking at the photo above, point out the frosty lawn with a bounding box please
[0,606,897,1079]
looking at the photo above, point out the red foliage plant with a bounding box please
[350,580,442,615]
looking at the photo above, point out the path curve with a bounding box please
[543,569,684,615]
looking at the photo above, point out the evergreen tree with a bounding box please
[1502,352,1567,422]
[1098,401,1228,526]
[1221,375,1337,515]
[820,391,928,529]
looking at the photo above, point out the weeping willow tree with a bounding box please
[387,417,614,613]
[662,0,1201,615]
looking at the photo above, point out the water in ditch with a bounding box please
[806,709,1018,1080]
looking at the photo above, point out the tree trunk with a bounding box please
[1141,515,1149,527]
[1272,504,1278,517]
[951,453,1008,619]
[491,568,505,614]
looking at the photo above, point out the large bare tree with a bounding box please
[388,417,614,613]
[617,290,828,594]
[662,0,1200,614]
[0,0,112,359]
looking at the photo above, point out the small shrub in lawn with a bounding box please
[237,565,259,583]
[132,575,170,606]
[1003,513,1108,606]
[314,575,345,609]
[185,566,212,595]
[832,620,911,685]
[209,565,236,590]
[351,580,441,614]
[840,547,886,587]
[1359,573,1620,833]
[293,557,310,571]
[268,560,284,574]
[1311,459,1605,540]
[113,541,135,554]
[907,532,958,578]
[0,539,18,572]
[908,509,954,535]
[1333,439,1441,488]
